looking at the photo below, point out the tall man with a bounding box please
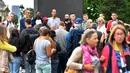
[32,11,43,25]
[20,19,38,73]
[47,9,60,29]
[55,21,68,73]
[20,10,31,32]
[66,18,84,59]
[3,13,16,38]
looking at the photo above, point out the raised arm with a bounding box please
[0,41,16,52]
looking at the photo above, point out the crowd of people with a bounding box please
[0,8,130,73]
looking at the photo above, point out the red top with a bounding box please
[106,20,113,32]
[127,34,130,41]
[102,44,119,73]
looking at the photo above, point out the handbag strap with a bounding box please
[106,43,113,73]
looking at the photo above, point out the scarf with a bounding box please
[80,44,99,73]
[113,41,129,73]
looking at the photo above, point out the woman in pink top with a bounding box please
[101,25,130,73]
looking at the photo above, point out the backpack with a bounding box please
[24,33,39,52]
[26,49,36,64]
[106,43,113,73]
[5,20,15,27]
[28,33,39,47]
[25,33,39,64]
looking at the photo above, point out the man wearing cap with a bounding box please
[66,18,84,59]
[33,17,50,31]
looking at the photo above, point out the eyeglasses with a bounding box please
[28,12,30,14]
[115,33,125,36]
[98,21,102,22]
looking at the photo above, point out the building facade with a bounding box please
[0,0,10,22]
[34,0,83,20]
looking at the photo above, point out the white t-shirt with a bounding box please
[97,24,106,34]
[35,19,42,25]
[4,20,16,38]
[97,24,107,38]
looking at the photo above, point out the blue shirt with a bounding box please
[47,17,60,29]
[82,21,86,30]
[20,18,26,33]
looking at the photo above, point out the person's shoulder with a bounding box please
[20,18,25,22]
[48,17,52,20]
[21,28,28,34]
[73,46,82,54]
[73,29,84,32]
[107,20,112,23]
[65,30,69,33]
[32,28,39,33]
[56,17,60,20]
[3,20,7,23]
[3,20,7,26]
[44,39,51,44]
[20,18,25,20]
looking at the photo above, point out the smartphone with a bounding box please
[91,59,99,66]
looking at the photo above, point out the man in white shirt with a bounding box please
[3,13,16,38]
[47,9,60,29]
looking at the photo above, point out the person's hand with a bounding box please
[100,55,105,62]
[100,33,105,43]
[124,52,130,56]
[83,64,95,71]
[51,48,56,54]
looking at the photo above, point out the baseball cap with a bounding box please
[74,18,82,24]
[42,16,48,21]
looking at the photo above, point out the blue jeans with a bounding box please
[35,64,51,73]
[9,56,21,73]
[51,59,59,73]
[23,54,35,73]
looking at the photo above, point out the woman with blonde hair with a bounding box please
[66,29,102,73]
[97,17,107,37]
[0,25,16,73]
[101,25,130,73]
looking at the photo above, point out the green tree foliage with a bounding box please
[13,14,18,26]
[84,0,130,24]
[84,0,99,21]
[19,5,34,18]
[19,4,24,18]
[26,8,34,18]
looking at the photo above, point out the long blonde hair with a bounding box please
[108,25,126,44]
[0,26,8,43]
